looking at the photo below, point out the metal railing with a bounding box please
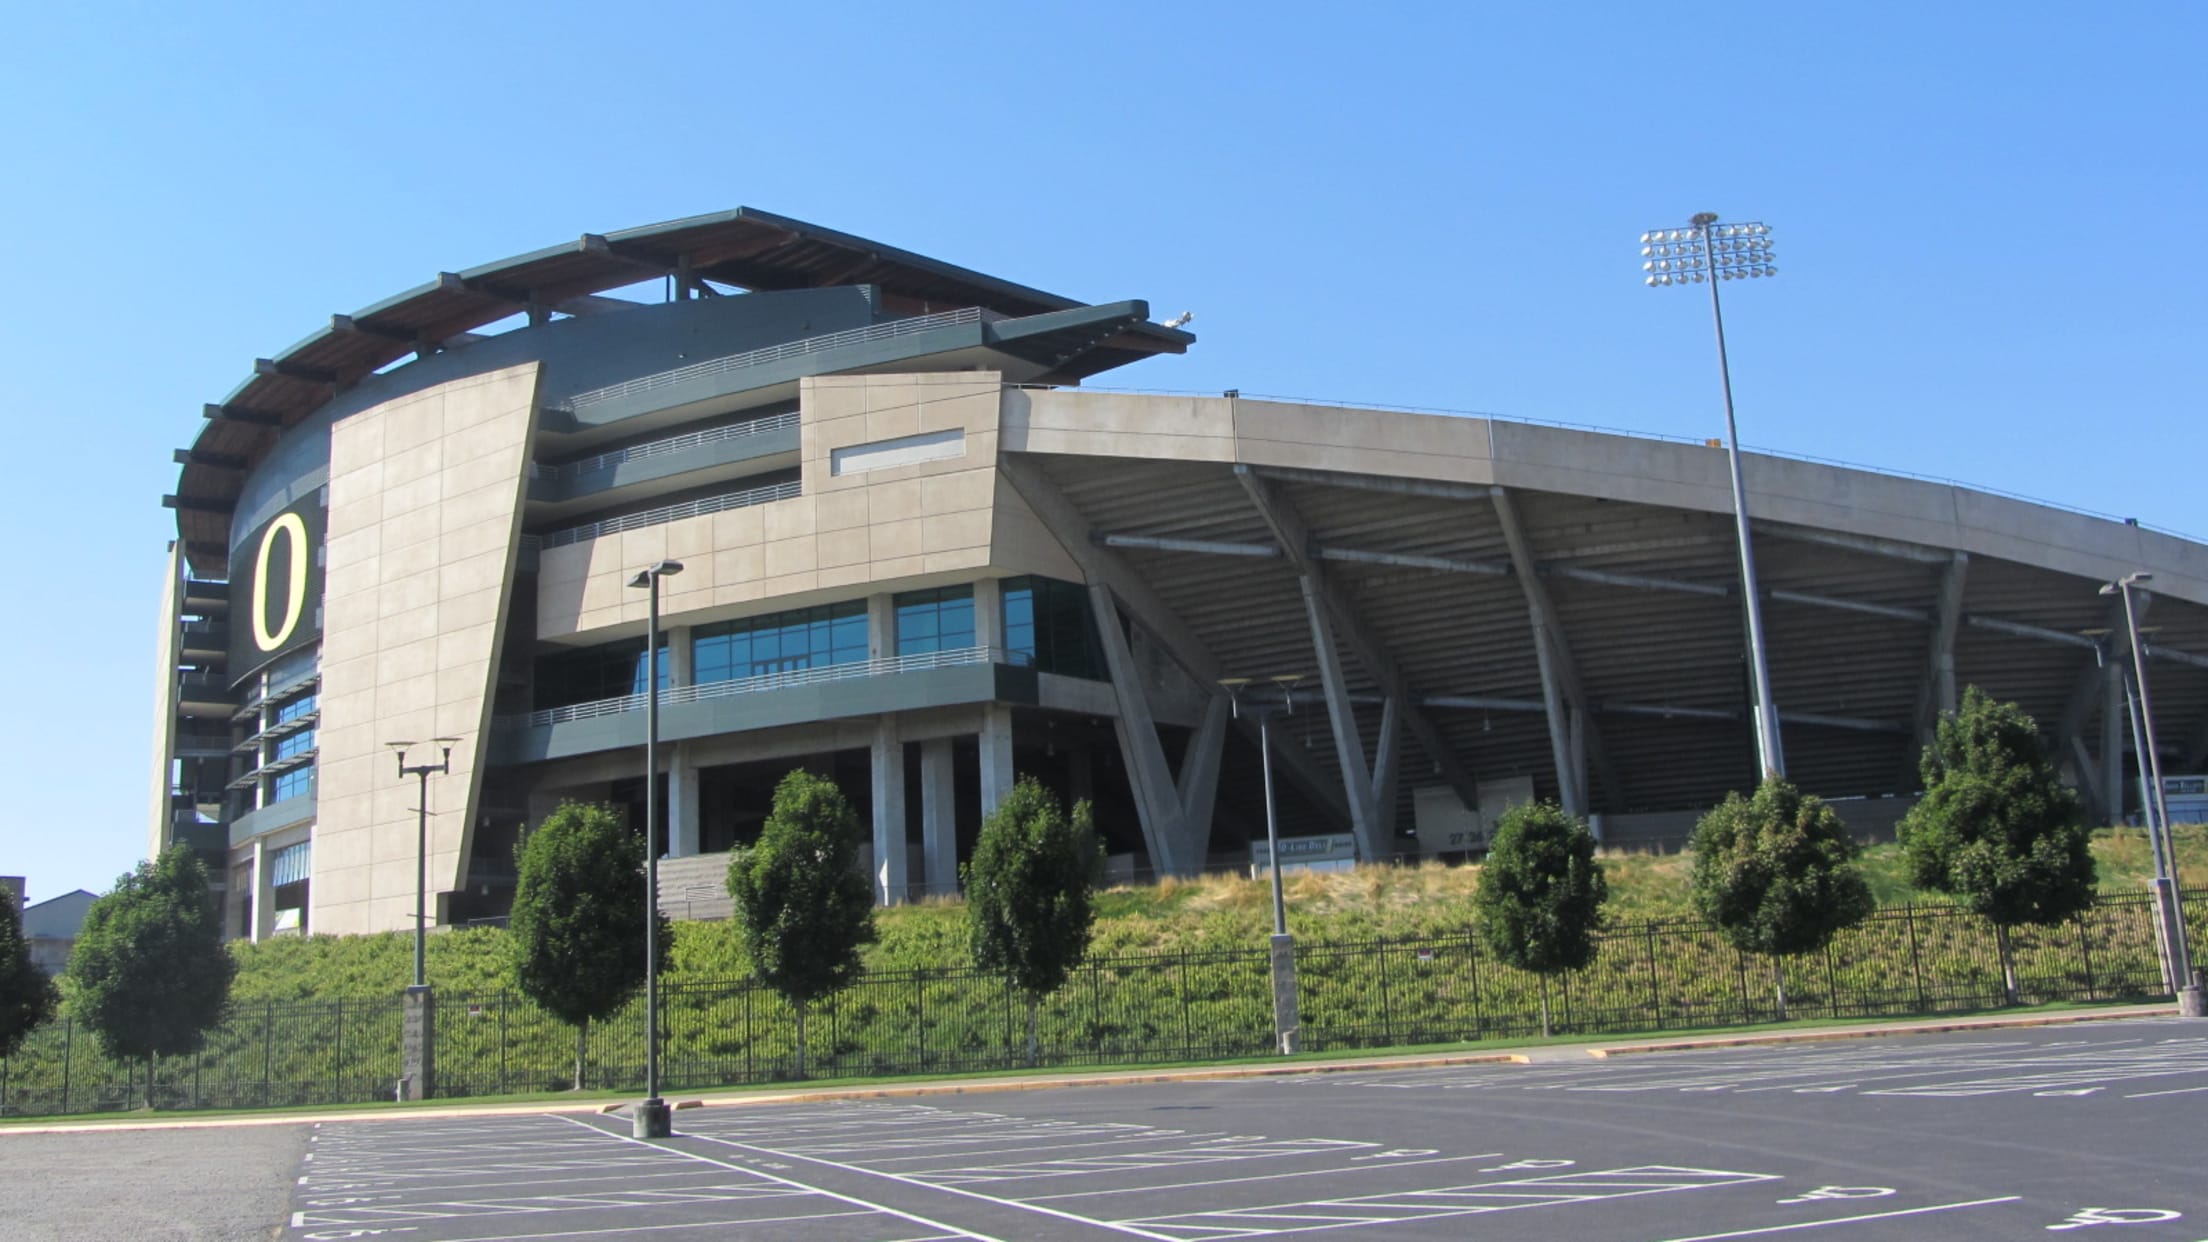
[523,645,1002,728]
[5,892,2192,1117]
[550,307,993,414]
[531,411,800,481]
[524,479,802,552]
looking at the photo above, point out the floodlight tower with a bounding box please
[1642,213,1785,779]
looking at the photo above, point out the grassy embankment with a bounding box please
[228,825,2208,1001]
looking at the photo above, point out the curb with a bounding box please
[0,1003,2173,1133]
[1584,1002,2175,1058]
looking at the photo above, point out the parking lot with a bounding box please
[278,1019,2207,1241]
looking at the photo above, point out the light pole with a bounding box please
[2102,572,2204,1016]
[1642,213,1785,780]
[627,559,682,1135]
[1222,675,1300,1054]
[385,738,459,989]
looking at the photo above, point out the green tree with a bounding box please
[728,770,877,1077]
[964,777,1104,1065]
[1899,687,2096,1005]
[67,847,236,1109]
[0,887,59,1060]
[1689,777,1874,1020]
[1473,801,1607,1038]
[510,801,663,1090]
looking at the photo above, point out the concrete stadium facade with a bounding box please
[150,209,2208,940]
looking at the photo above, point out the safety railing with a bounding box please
[549,307,993,414]
[522,645,1004,728]
[531,411,800,481]
[522,479,802,552]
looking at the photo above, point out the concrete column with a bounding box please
[867,594,896,660]
[666,625,693,687]
[921,738,958,898]
[667,743,700,858]
[249,837,269,943]
[871,716,907,905]
[980,703,1016,818]
[400,986,435,1101]
[973,577,1003,653]
[2103,671,2126,824]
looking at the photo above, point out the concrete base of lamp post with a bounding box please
[632,1099,672,1138]
[2181,972,2206,1019]
[1269,933,1301,1055]
[400,986,435,1101]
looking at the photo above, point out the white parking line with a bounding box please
[1651,1195,2022,1240]
[550,1114,1007,1242]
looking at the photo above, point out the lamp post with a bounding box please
[627,559,682,1136]
[385,738,459,989]
[1222,675,1301,1054]
[2102,572,2204,1016]
[1642,213,1785,779]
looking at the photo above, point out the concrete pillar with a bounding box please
[871,717,907,905]
[980,703,1016,818]
[667,743,700,858]
[867,594,896,661]
[921,739,958,898]
[249,837,269,943]
[666,624,693,686]
[2103,671,2126,824]
[400,986,435,1101]
[973,577,1003,653]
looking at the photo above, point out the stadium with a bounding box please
[149,208,2208,940]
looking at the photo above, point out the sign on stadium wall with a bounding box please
[228,495,324,680]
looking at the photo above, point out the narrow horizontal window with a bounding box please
[830,428,965,476]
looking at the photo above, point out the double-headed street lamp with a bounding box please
[385,737,460,990]
[2101,572,2204,1016]
[1642,213,1786,780]
[627,559,682,1137]
[1221,675,1301,1054]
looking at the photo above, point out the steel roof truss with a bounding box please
[1001,454,1350,830]
[1234,465,1482,829]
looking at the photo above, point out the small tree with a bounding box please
[1689,777,1874,1020]
[1473,801,1607,1038]
[0,887,59,1060]
[67,847,236,1108]
[965,777,1104,1065]
[1899,687,2096,1005]
[511,801,662,1090]
[728,770,877,1077]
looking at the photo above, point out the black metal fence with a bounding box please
[4,891,2195,1118]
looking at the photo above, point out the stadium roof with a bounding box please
[165,208,1193,566]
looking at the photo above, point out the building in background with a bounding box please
[150,209,2208,940]
[1,881,96,977]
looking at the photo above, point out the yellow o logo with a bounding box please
[252,512,309,653]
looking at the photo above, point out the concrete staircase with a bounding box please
[656,852,733,921]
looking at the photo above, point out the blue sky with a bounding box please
[1,3,2201,903]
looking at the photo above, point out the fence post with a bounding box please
[263,1000,275,1107]
[1178,950,1193,1059]
[1645,925,1663,1029]
[1376,940,1396,1045]
[1467,935,1486,1041]
[1089,959,1103,1058]
[193,1047,202,1110]
[743,985,753,1084]
[499,993,510,1096]
[2076,914,2097,1001]
[60,1017,70,1115]
[332,998,343,1104]
[1824,943,1840,1020]
[1733,945,1753,1023]
[1904,905,1928,1012]
[914,972,926,1070]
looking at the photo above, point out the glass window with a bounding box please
[532,640,668,711]
[693,600,868,684]
[895,586,975,657]
[271,763,315,803]
[272,727,316,762]
[1001,576,1104,679]
[274,693,316,725]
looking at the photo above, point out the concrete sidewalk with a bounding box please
[1,1000,2178,1134]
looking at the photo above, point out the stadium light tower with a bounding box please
[1642,212,1785,779]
